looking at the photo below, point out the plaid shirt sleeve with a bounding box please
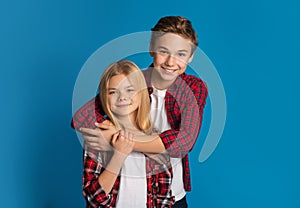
[146,156,174,207]
[155,167,174,207]
[71,95,106,130]
[159,75,208,158]
[83,150,119,208]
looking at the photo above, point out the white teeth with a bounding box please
[163,67,176,72]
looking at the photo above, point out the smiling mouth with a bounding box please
[162,67,178,73]
[116,104,131,107]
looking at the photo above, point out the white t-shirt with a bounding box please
[150,86,186,202]
[116,152,147,207]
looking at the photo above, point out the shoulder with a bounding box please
[180,73,208,91]
[142,67,152,79]
[71,95,105,129]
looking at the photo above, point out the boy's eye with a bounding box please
[178,52,187,57]
[159,50,169,55]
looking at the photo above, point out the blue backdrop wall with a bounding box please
[1,0,299,207]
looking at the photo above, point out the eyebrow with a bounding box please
[178,49,189,53]
[157,46,189,53]
[108,85,133,90]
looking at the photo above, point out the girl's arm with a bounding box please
[97,151,127,194]
[83,131,134,207]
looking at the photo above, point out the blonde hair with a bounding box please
[99,60,151,134]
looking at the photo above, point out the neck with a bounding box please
[115,113,138,131]
[151,69,173,90]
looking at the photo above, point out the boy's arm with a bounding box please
[133,79,208,158]
[79,85,206,156]
[72,95,118,151]
[133,134,166,153]
[160,79,208,158]
[71,95,106,130]
[73,80,207,158]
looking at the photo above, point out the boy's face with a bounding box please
[150,33,194,88]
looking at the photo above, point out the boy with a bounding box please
[72,16,208,207]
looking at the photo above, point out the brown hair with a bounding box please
[151,16,198,51]
[99,60,151,133]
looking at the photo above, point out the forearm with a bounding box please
[159,128,199,158]
[159,80,208,158]
[98,152,126,194]
[83,152,113,207]
[133,134,166,153]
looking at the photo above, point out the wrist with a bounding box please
[105,152,127,174]
[112,150,128,162]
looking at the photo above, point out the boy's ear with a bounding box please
[188,53,194,63]
[149,45,155,57]
[149,51,155,57]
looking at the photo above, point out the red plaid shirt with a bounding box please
[72,66,208,203]
[143,66,208,191]
[82,149,174,208]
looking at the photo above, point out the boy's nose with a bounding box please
[165,55,175,66]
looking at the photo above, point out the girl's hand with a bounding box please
[111,130,134,156]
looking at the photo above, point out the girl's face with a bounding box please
[107,74,140,119]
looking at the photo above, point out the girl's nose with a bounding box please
[118,92,128,101]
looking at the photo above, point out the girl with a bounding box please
[81,60,174,208]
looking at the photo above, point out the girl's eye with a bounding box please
[127,88,135,93]
[108,91,117,95]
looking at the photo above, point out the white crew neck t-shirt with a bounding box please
[150,86,186,202]
[116,151,147,207]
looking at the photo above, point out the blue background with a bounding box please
[1,0,299,207]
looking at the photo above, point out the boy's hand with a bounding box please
[79,120,118,151]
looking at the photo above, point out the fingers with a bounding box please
[82,134,101,148]
[95,121,112,130]
[123,130,129,141]
[85,143,101,151]
[119,130,134,142]
[127,131,134,146]
[111,132,119,145]
[80,127,113,151]
[95,122,109,130]
[79,127,100,136]
[118,130,127,143]
[101,120,113,126]
[81,134,98,142]
[112,130,134,149]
